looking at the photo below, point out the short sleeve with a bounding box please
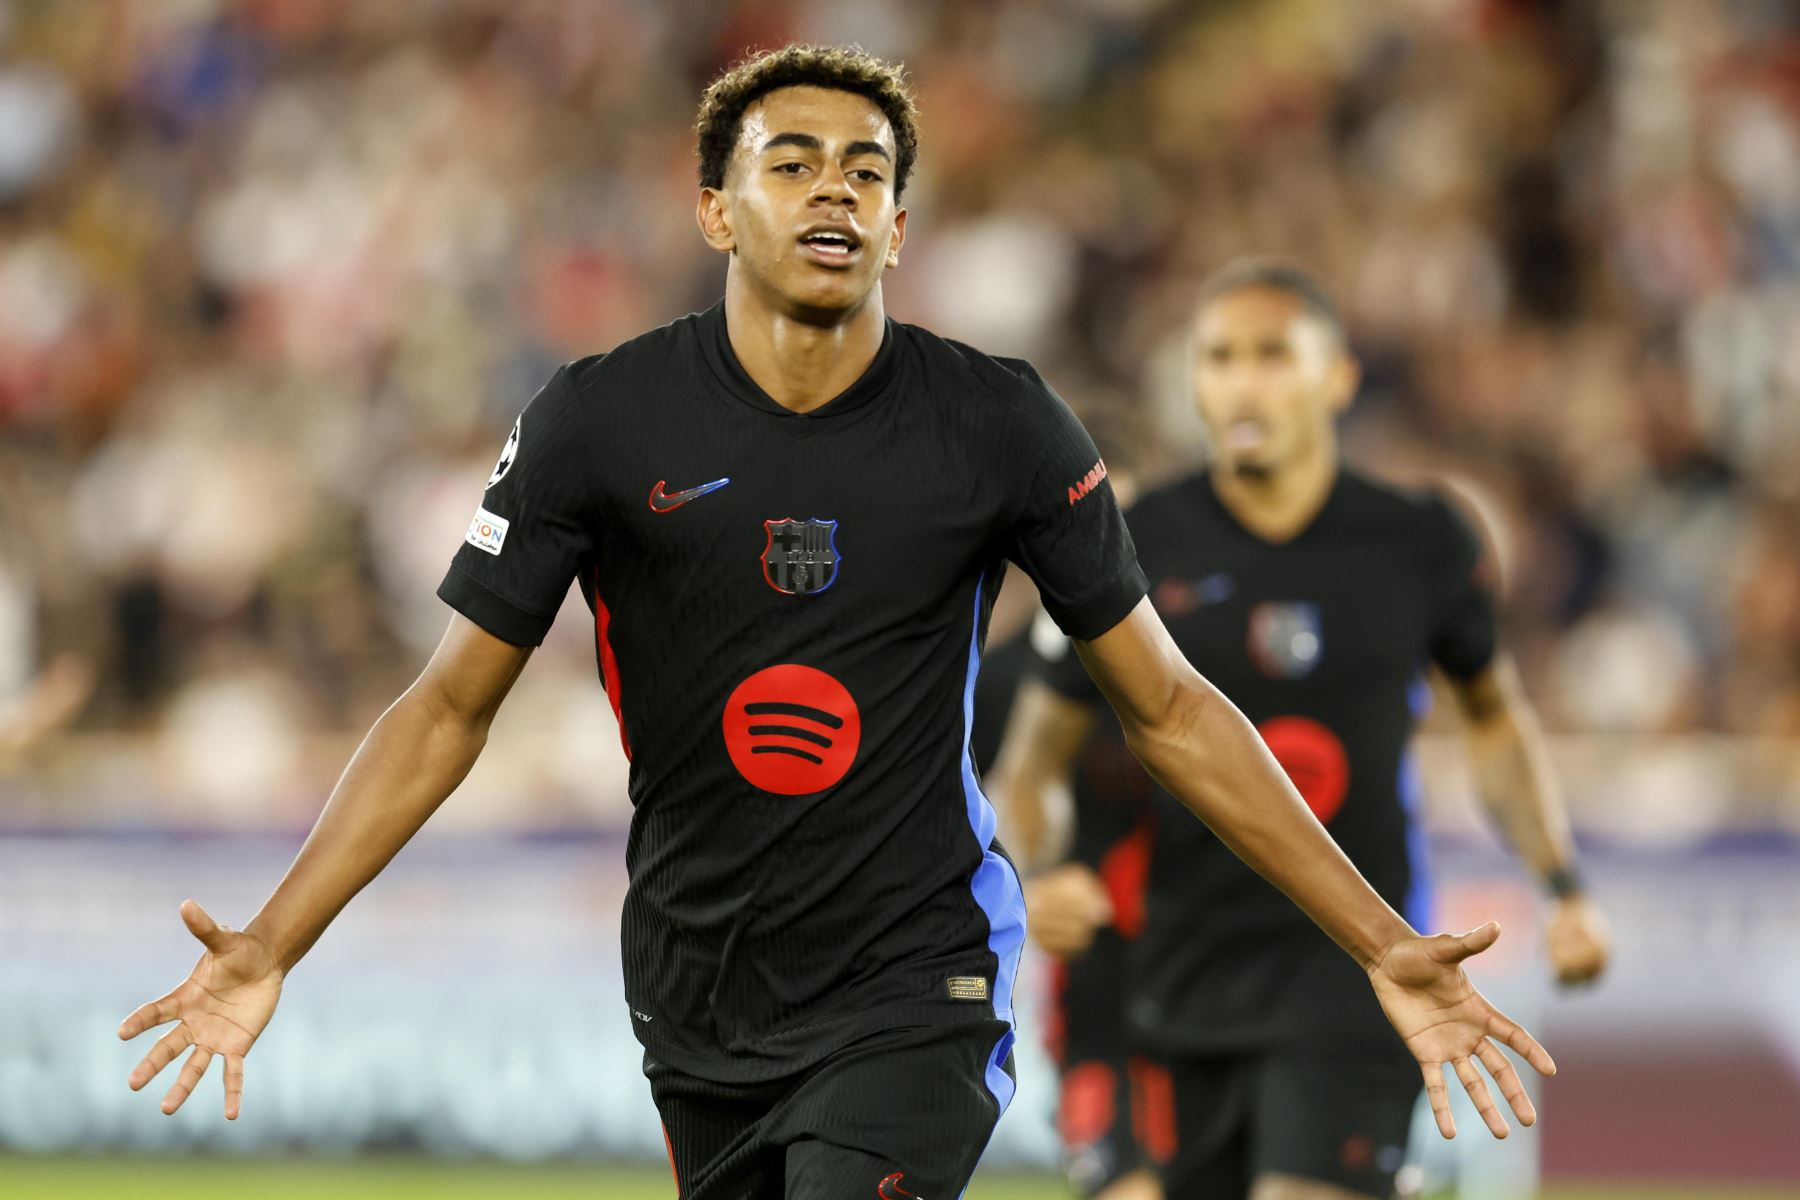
[1425,494,1498,680]
[1001,365,1148,641]
[437,367,594,647]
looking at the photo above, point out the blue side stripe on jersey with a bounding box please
[1398,754,1435,933]
[1401,675,1435,932]
[959,573,1026,1117]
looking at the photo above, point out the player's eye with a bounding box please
[774,162,808,175]
[850,169,883,183]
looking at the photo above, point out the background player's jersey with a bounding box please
[438,303,1147,1083]
[1043,469,1496,1054]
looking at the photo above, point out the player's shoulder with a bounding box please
[1336,468,1483,554]
[897,322,1061,415]
[1128,469,1209,518]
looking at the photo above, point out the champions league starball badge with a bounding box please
[487,416,520,488]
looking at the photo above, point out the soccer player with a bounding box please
[991,260,1611,1200]
[117,49,1555,1199]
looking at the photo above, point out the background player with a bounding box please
[993,260,1611,1200]
[117,51,1554,1199]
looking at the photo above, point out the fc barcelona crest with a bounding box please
[762,518,841,596]
[1248,601,1323,679]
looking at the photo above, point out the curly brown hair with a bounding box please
[695,45,920,198]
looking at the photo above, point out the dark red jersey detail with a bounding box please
[1098,824,1153,940]
[1129,1055,1179,1165]
[593,570,630,760]
[1059,1060,1120,1148]
[662,1122,680,1195]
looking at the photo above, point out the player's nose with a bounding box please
[811,168,856,207]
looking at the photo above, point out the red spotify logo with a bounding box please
[1256,716,1349,824]
[723,665,862,794]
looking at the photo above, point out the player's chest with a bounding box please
[1141,535,1434,697]
[596,420,998,601]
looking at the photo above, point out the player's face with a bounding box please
[698,85,906,322]
[1191,288,1356,478]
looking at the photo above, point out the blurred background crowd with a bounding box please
[3,1,1798,1192]
[0,0,1795,831]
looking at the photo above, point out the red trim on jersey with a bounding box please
[662,1122,680,1194]
[1098,824,1153,941]
[594,570,630,760]
[1129,1055,1179,1165]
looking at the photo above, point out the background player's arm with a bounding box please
[989,679,1094,873]
[988,680,1114,958]
[118,614,532,1117]
[1075,598,1556,1138]
[1444,655,1611,985]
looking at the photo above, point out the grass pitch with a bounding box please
[1,1157,1795,1199]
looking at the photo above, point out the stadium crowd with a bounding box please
[0,0,1795,826]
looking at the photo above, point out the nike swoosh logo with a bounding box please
[648,477,730,513]
[877,1173,921,1200]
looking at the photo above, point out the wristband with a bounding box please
[1543,865,1585,900]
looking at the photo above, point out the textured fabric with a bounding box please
[646,1019,1015,1199]
[1040,468,1498,1054]
[1155,1045,1421,1200]
[437,302,1146,1083]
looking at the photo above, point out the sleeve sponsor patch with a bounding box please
[465,506,510,556]
[1067,458,1108,505]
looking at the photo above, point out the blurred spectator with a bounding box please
[0,0,1794,826]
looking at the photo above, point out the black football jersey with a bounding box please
[438,302,1147,1084]
[1042,468,1496,1053]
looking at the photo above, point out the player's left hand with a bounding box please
[1546,894,1610,986]
[1367,921,1556,1140]
[1023,864,1113,961]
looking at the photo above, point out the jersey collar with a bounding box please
[699,300,900,420]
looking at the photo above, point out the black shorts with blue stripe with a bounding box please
[647,1018,1017,1199]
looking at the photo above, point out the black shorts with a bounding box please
[645,1018,1016,1199]
[1049,931,1147,1196]
[1148,1044,1420,1199]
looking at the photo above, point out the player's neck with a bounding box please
[723,272,887,415]
[1210,446,1339,544]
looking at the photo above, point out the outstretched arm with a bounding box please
[1075,599,1556,1138]
[241,614,531,970]
[1444,657,1610,985]
[118,614,532,1117]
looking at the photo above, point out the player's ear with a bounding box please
[884,207,907,270]
[697,187,735,254]
[1325,346,1360,414]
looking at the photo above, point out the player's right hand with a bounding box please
[1024,864,1114,960]
[118,899,284,1120]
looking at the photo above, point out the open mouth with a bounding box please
[1226,418,1268,452]
[798,227,861,264]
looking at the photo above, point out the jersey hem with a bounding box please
[632,1000,1002,1085]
